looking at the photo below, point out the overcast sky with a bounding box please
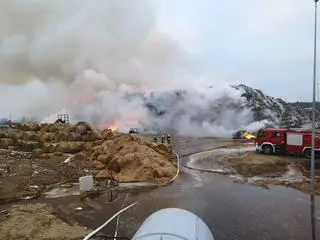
[0,1,318,103]
[153,0,316,102]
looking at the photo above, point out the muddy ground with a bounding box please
[200,149,320,195]
[0,203,90,240]
[0,150,90,204]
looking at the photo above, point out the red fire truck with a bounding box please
[256,128,320,158]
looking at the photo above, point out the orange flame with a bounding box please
[99,121,118,131]
[243,132,256,140]
[108,122,118,131]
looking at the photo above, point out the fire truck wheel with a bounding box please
[262,145,273,155]
[303,149,311,158]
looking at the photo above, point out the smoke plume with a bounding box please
[0,1,267,137]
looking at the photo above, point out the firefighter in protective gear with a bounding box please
[153,135,158,143]
[166,134,171,144]
[161,135,165,143]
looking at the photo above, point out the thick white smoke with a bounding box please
[0,0,268,137]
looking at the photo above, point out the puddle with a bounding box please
[44,184,80,198]
[190,146,256,161]
[186,146,318,189]
[118,182,157,191]
[44,182,158,199]
[187,146,256,174]
[248,166,306,184]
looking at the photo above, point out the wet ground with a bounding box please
[48,137,320,239]
[45,163,320,240]
[1,136,320,239]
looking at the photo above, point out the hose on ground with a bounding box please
[82,202,138,240]
[168,150,180,183]
[113,193,129,239]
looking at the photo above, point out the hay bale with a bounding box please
[39,123,49,132]
[75,121,92,131]
[52,131,69,142]
[153,166,176,178]
[18,124,32,131]
[91,160,106,170]
[73,152,87,161]
[84,142,94,151]
[43,143,55,153]
[4,129,21,139]
[23,131,39,141]
[32,148,43,158]
[8,146,16,151]
[0,130,7,138]
[97,153,115,165]
[85,131,102,141]
[39,132,54,142]
[52,141,84,153]
[54,142,69,153]
[29,124,41,132]
[69,132,83,141]
[0,138,14,149]
[40,124,59,133]
[68,141,84,153]
[71,122,92,135]
[22,141,41,152]
[53,152,64,156]
[102,129,115,139]
[107,159,121,173]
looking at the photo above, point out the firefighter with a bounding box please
[153,135,158,143]
[166,134,171,144]
[161,134,165,143]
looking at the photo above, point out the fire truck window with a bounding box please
[272,132,280,138]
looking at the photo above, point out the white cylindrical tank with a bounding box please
[132,208,214,240]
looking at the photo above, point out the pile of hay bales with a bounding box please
[0,121,114,154]
[76,134,176,183]
[0,121,177,183]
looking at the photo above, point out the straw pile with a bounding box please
[0,122,176,183]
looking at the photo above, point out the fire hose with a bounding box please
[168,150,180,184]
[82,202,138,240]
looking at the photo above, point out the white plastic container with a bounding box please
[79,175,94,192]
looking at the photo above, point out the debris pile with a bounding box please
[0,150,88,203]
[0,122,177,185]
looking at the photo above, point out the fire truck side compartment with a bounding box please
[286,133,303,146]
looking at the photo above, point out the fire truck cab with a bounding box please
[256,128,320,158]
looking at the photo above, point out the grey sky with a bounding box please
[0,1,317,103]
[154,0,316,102]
